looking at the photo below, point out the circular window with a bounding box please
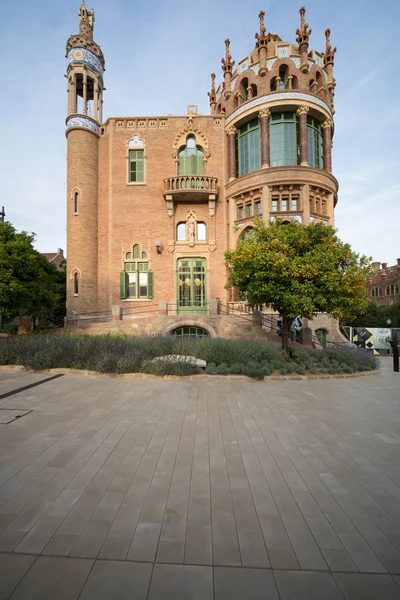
[171,326,209,338]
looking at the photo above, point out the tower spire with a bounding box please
[255,10,268,76]
[208,73,217,113]
[296,6,312,73]
[322,28,337,101]
[79,0,94,39]
[221,39,235,98]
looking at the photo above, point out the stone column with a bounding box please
[302,183,310,224]
[262,185,270,222]
[99,92,103,123]
[227,126,237,182]
[93,84,99,121]
[297,106,309,167]
[259,108,270,168]
[322,119,333,173]
[82,72,87,115]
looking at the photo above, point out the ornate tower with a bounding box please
[65,1,105,314]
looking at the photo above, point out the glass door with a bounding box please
[177,259,207,314]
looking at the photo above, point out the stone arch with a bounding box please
[164,320,217,337]
[172,125,209,159]
[70,267,82,280]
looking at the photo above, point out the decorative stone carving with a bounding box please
[172,125,209,158]
[128,134,145,148]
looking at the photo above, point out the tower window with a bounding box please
[74,191,79,214]
[270,112,299,167]
[279,65,289,90]
[129,150,145,183]
[178,135,204,175]
[74,272,79,296]
[307,116,324,169]
[236,119,261,177]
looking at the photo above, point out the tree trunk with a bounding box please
[282,316,291,353]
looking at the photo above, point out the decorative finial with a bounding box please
[79,0,95,34]
[322,28,336,66]
[221,39,235,73]
[255,10,268,47]
[208,73,217,105]
[296,6,312,46]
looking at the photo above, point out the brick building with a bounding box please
[41,248,65,271]
[366,261,400,307]
[65,2,341,338]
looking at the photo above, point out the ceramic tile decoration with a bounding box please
[66,115,100,133]
[68,47,104,75]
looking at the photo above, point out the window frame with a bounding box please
[178,135,204,175]
[128,149,145,185]
[307,116,324,169]
[270,111,299,167]
[236,118,261,177]
[121,244,153,301]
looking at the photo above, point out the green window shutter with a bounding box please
[147,271,154,299]
[120,271,128,299]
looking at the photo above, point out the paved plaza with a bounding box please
[0,363,400,598]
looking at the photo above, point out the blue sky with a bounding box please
[1,0,399,264]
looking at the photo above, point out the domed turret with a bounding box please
[212,7,338,257]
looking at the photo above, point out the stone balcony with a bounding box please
[163,175,219,216]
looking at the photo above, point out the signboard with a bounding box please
[353,328,391,354]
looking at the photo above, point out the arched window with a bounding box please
[176,222,186,241]
[270,112,298,167]
[178,135,204,175]
[315,328,328,349]
[270,77,277,91]
[387,284,399,296]
[239,227,255,241]
[279,65,289,90]
[236,119,261,176]
[240,78,249,101]
[373,287,382,297]
[307,116,324,169]
[292,76,298,90]
[371,288,375,297]
[233,95,239,109]
[74,272,79,295]
[250,83,257,97]
[74,191,79,214]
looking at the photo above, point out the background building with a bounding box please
[65,2,341,339]
[367,261,400,307]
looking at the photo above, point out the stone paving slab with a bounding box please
[0,366,399,597]
[1,553,400,599]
